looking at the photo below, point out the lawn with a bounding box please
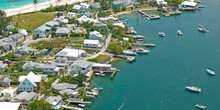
[88,55,111,63]
[11,12,55,32]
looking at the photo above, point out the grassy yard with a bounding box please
[88,55,111,63]
[11,12,55,32]
[68,37,85,41]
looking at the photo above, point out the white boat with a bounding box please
[177,30,183,35]
[207,68,215,75]
[135,48,150,54]
[95,72,105,76]
[78,104,86,108]
[123,50,137,56]
[198,25,209,33]
[185,86,201,93]
[144,43,156,47]
[196,104,207,109]
[158,32,166,37]
[133,35,144,39]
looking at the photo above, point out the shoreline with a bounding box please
[4,0,86,17]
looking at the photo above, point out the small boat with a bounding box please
[207,68,215,75]
[97,86,104,90]
[135,48,150,54]
[185,86,201,93]
[133,35,144,39]
[158,32,166,37]
[126,56,136,63]
[144,43,156,47]
[78,104,86,108]
[198,25,209,33]
[177,30,183,35]
[95,71,105,76]
[196,104,207,109]
[123,50,137,56]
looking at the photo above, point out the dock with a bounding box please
[132,43,156,47]
[67,98,92,104]
[111,71,116,78]
[136,10,160,20]
[163,11,182,17]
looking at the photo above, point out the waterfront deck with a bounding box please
[67,98,92,104]
[136,10,160,20]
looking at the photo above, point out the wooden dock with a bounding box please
[111,71,116,78]
[132,43,156,47]
[137,10,160,20]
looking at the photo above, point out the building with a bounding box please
[59,89,78,97]
[4,24,15,31]
[80,3,91,10]
[18,29,28,36]
[66,12,76,19]
[72,27,86,35]
[72,5,82,12]
[52,83,78,91]
[93,21,107,30]
[0,62,8,72]
[44,21,60,27]
[77,15,98,23]
[54,16,69,24]
[0,38,16,51]
[112,0,136,7]
[45,95,63,109]
[16,45,36,54]
[54,57,68,68]
[81,11,93,18]
[83,39,101,48]
[156,0,168,5]
[92,63,114,71]
[55,27,71,37]
[70,60,93,74]
[100,15,118,23]
[123,37,129,42]
[0,102,21,110]
[18,71,44,92]
[0,88,16,101]
[14,91,36,105]
[40,48,48,55]
[55,48,86,63]
[22,61,41,71]
[179,1,198,10]
[8,34,25,45]
[89,31,103,40]
[2,77,11,87]
[90,2,102,10]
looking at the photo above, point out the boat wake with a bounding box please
[117,103,125,110]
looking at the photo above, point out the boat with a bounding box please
[177,30,183,35]
[144,43,156,47]
[126,56,136,63]
[158,32,166,37]
[132,35,144,39]
[123,50,137,56]
[97,86,104,90]
[185,86,201,93]
[198,25,209,33]
[95,72,105,77]
[196,104,207,109]
[207,68,215,75]
[78,104,86,108]
[126,27,137,34]
[135,48,150,54]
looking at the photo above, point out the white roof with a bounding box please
[77,15,98,23]
[73,5,81,10]
[100,15,118,21]
[123,37,129,41]
[0,102,21,110]
[181,1,197,6]
[18,71,42,85]
[84,39,99,45]
[80,3,90,8]
[93,63,112,67]
[89,31,103,38]
[113,22,125,28]
[56,48,85,58]
[156,0,167,5]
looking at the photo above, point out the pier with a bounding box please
[136,10,160,20]
[111,71,116,78]
[67,98,92,104]
[132,43,156,47]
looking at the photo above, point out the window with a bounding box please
[27,88,29,90]
[23,83,26,85]
[45,68,48,70]
[24,88,25,90]
[29,83,31,85]
[20,88,22,90]
[30,88,32,90]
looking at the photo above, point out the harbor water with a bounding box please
[88,0,220,110]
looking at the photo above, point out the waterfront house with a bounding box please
[113,22,125,28]
[156,0,168,5]
[66,12,76,19]
[4,24,15,31]
[92,63,114,71]
[77,15,98,23]
[14,91,36,105]
[16,45,36,54]
[40,48,48,55]
[8,34,25,45]
[179,1,198,11]
[83,39,101,48]
[55,48,86,63]
[52,83,78,92]
[93,21,107,30]
[45,95,63,109]
[89,31,103,40]
[55,27,71,37]
[0,62,8,72]
[90,2,102,10]
[70,60,93,74]
[100,15,118,23]
[59,89,78,97]
[81,11,94,18]
[18,71,44,92]
[0,102,21,110]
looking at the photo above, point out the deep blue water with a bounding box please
[87,0,220,110]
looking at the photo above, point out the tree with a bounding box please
[0,10,11,35]
[33,0,38,11]
[27,100,52,110]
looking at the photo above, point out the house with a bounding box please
[80,3,91,10]
[2,77,11,87]
[89,31,103,40]
[0,88,16,100]
[52,83,78,91]
[100,15,118,23]
[72,5,82,12]
[55,48,86,63]
[112,0,136,7]
[0,38,16,51]
[93,21,107,30]
[92,63,114,71]
[123,37,129,42]
[77,15,98,23]
[16,45,36,54]
[18,71,44,92]
[14,92,36,105]
[40,48,48,55]
[54,16,69,24]
[70,60,93,74]
[54,57,68,68]
[83,39,101,48]
[35,63,60,75]
[179,1,198,10]
[59,89,78,97]
[0,102,21,110]
[44,21,60,27]
[4,24,15,31]
[45,95,63,109]
[156,0,168,5]
[0,62,8,72]
[72,27,86,35]
[8,34,25,45]
[55,27,71,37]
[81,11,93,18]
[22,61,41,71]
[18,29,28,36]
[90,2,102,10]
[113,22,125,28]
[66,12,76,19]
[34,25,52,38]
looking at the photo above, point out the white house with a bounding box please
[77,15,98,24]
[100,15,118,23]
[0,62,8,72]
[18,72,44,92]
[45,95,63,109]
[0,102,21,110]
[55,48,86,63]
[54,16,69,24]
[73,5,82,12]
[156,0,168,5]
[0,88,16,100]
[80,3,91,10]
[83,39,100,48]
[89,31,103,40]
[70,60,93,74]
[123,37,129,42]
[179,1,198,10]
[66,12,76,19]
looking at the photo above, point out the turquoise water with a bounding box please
[0,0,49,10]
[88,0,220,110]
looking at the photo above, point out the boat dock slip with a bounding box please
[163,11,182,17]
[67,98,92,104]
[132,43,156,47]
[136,10,160,20]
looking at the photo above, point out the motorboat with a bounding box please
[78,104,86,108]
[196,104,207,109]
[158,32,166,37]
[133,35,144,39]
[207,68,215,75]
[177,30,183,35]
[135,48,150,54]
[198,25,209,33]
[185,86,201,93]
[123,50,137,56]
[95,72,105,76]
[144,43,156,47]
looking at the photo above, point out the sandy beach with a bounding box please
[5,0,86,17]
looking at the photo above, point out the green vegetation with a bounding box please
[88,55,111,63]
[107,43,123,55]
[60,74,88,87]
[0,10,12,35]
[11,12,55,32]
[79,88,89,99]
[98,11,112,17]
[27,100,52,110]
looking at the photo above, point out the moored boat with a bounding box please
[123,50,137,56]
[78,104,86,108]
[95,72,105,76]
[207,68,215,75]
[196,104,207,109]
[158,32,166,37]
[185,86,201,93]
[135,48,150,54]
[132,35,144,39]
[198,25,209,33]
[144,43,156,47]
[177,30,183,35]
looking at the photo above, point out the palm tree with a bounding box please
[33,0,38,11]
